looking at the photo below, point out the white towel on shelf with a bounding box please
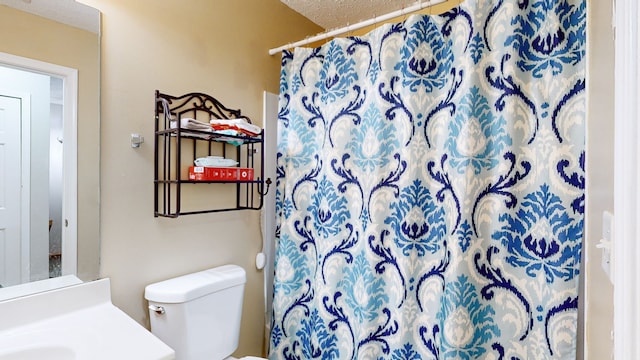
[194,156,238,167]
[170,118,211,131]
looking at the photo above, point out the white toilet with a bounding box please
[144,265,266,360]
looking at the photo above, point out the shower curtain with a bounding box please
[270,0,585,358]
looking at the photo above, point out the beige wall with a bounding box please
[82,0,321,356]
[0,6,101,282]
[584,0,615,358]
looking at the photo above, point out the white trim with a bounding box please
[0,52,78,278]
[61,70,78,277]
[261,91,278,354]
[268,0,447,55]
[19,92,31,283]
[613,0,640,358]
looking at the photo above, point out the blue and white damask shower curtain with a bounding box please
[270,0,586,358]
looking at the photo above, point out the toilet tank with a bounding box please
[144,265,246,360]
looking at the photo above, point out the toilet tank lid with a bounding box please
[144,265,246,303]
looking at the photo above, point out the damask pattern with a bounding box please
[271,0,585,358]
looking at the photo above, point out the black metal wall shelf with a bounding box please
[154,91,266,217]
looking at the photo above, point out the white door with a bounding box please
[0,92,29,287]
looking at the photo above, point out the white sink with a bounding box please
[0,279,174,360]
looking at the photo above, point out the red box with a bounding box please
[189,166,254,181]
[238,168,254,181]
[188,166,234,181]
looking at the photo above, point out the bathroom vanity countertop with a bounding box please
[0,278,175,360]
[0,275,83,302]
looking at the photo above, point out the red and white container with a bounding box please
[188,166,254,181]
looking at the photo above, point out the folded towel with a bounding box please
[211,129,245,146]
[210,118,262,137]
[168,117,255,145]
[194,156,238,167]
[170,118,211,131]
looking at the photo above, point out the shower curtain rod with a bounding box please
[268,0,448,55]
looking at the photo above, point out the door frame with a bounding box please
[613,0,640,357]
[0,52,78,277]
[261,91,278,353]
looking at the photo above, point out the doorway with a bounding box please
[0,52,78,286]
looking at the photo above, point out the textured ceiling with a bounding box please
[3,0,419,36]
[281,0,419,29]
[0,0,99,33]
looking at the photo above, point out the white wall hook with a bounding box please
[131,133,144,148]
